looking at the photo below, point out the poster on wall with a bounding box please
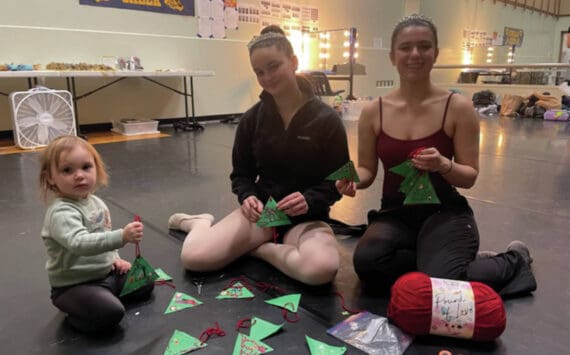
[503,27,524,47]
[79,0,195,16]
[237,1,317,33]
[224,0,239,30]
[238,3,260,23]
[196,0,225,38]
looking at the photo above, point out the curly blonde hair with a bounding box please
[39,136,108,202]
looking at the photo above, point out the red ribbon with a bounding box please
[235,317,252,331]
[154,280,176,289]
[281,302,299,323]
[334,291,364,314]
[272,227,279,243]
[408,146,427,159]
[199,322,226,344]
[254,281,287,294]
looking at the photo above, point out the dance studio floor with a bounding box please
[0,116,568,354]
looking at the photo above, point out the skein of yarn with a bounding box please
[388,272,506,342]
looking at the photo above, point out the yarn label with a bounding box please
[430,277,475,339]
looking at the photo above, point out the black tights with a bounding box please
[51,271,154,333]
[353,206,531,296]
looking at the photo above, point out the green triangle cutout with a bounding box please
[164,329,206,355]
[155,268,173,282]
[164,292,203,314]
[232,333,274,354]
[403,172,441,205]
[265,293,301,312]
[305,335,346,355]
[256,197,291,228]
[216,282,255,299]
[389,159,441,205]
[398,168,420,195]
[249,317,283,341]
[119,256,159,297]
[326,161,360,183]
[389,159,415,177]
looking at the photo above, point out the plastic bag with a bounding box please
[499,94,523,116]
[327,311,413,355]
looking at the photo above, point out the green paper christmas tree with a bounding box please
[164,292,203,314]
[155,268,173,282]
[326,161,360,183]
[119,256,159,297]
[389,160,440,205]
[216,282,255,299]
[164,330,206,355]
[305,335,346,355]
[256,197,291,228]
[249,317,283,341]
[265,293,301,313]
[232,333,273,354]
[403,172,440,205]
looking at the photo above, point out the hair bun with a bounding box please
[260,25,285,36]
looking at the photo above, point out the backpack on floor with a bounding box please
[472,90,496,107]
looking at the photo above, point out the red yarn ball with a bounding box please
[388,272,506,342]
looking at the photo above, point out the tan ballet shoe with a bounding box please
[168,213,214,230]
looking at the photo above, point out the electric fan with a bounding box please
[9,87,77,149]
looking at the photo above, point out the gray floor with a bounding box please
[0,116,568,354]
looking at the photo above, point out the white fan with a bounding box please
[9,87,76,149]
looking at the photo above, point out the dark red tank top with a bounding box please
[377,93,455,204]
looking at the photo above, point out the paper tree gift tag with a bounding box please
[265,293,301,313]
[164,330,206,355]
[326,161,360,183]
[155,268,173,282]
[232,333,273,354]
[249,317,283,341]
[119,256,159,297]
[217,281,255,299]
[256,197,291,228]
[389,160,440,205]
[403,172,440,205]
[305,335,346,355]
[164,292,203,314]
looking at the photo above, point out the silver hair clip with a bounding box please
[247,32,286,50]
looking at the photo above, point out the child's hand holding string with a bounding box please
[122,221,144,245]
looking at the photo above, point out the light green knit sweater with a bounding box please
[41,195,124,287]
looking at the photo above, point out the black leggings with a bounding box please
[353,204,528,295]
[51,271,154,333]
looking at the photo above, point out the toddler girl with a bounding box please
[39,136,153,333]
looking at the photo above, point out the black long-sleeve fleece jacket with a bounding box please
[230,85,350,222]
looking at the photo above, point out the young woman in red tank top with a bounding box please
[337,14,536,297]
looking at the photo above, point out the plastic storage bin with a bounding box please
[112,119,159,135]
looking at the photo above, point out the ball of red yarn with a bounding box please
[388,272,506,341]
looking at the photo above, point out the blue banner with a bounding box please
[79,0,194,16]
